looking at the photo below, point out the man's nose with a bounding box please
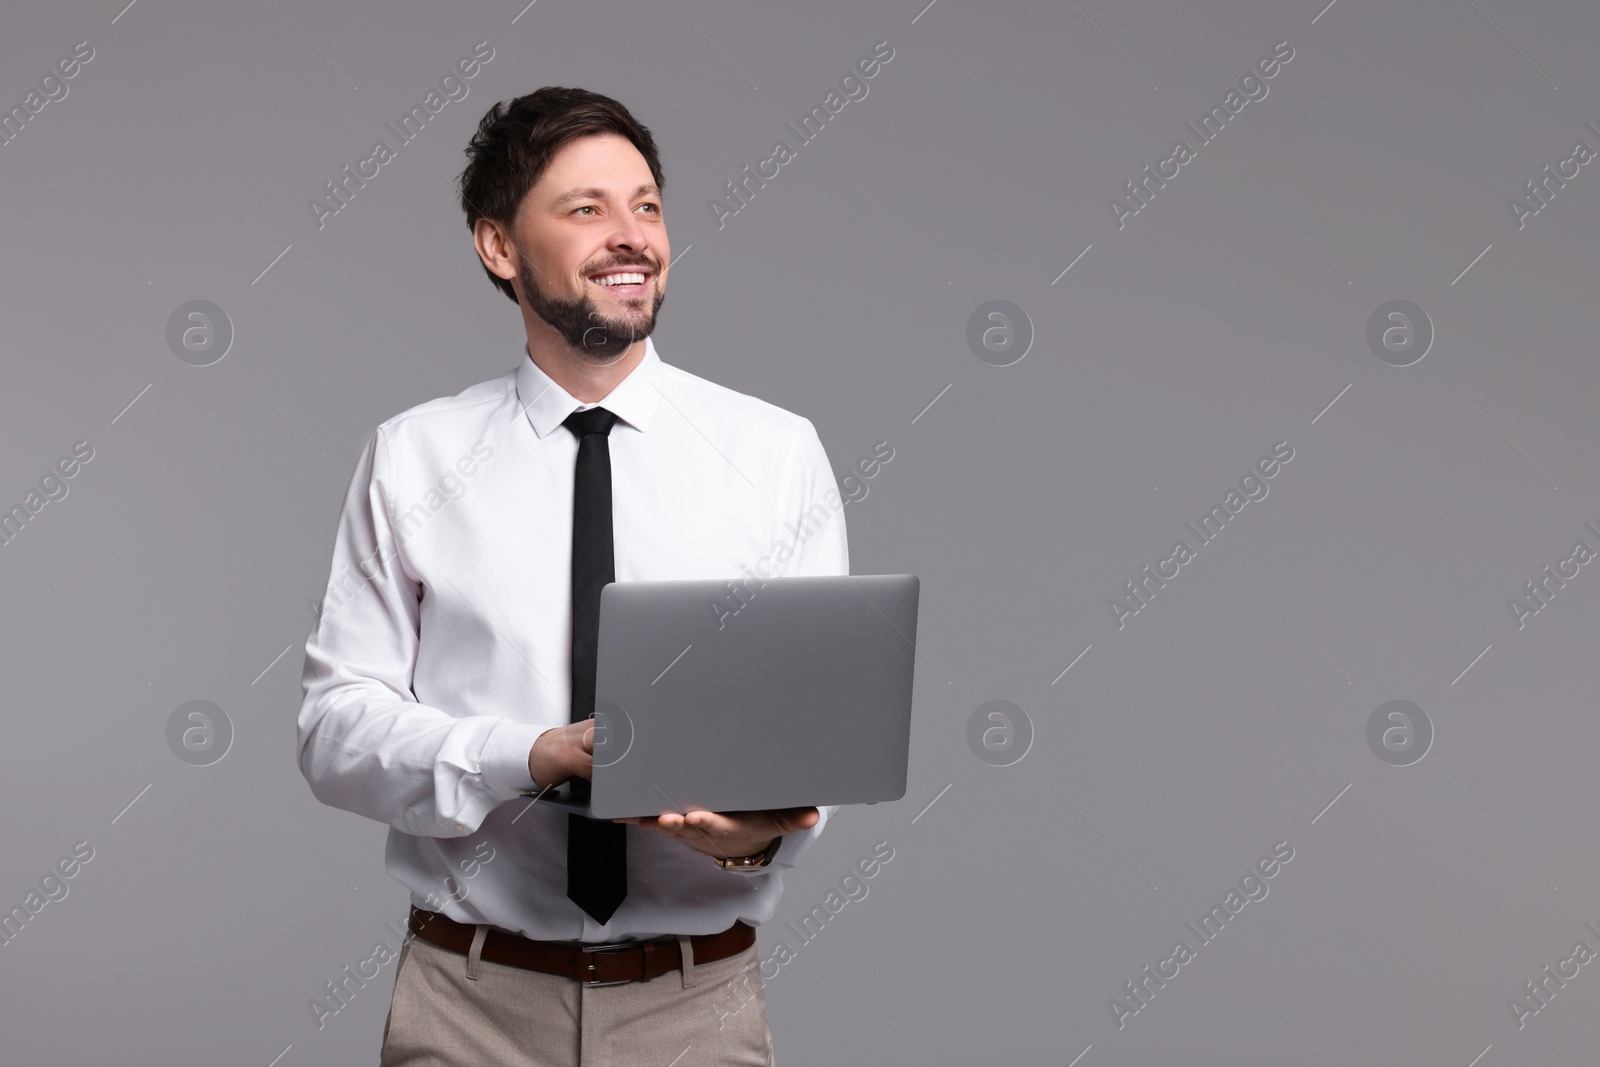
[608,211,651,255]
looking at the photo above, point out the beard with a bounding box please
[517,255,665,360]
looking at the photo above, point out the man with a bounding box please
[298,86,848,1065]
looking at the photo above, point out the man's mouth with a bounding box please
[588,269,653,297]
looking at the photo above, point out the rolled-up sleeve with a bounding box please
[763,416,850,871]
[297,426,552,838]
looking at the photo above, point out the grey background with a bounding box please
[2,0,1597,1063]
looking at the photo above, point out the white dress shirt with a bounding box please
[298,336,849,942]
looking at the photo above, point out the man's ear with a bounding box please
[472,217,518,285]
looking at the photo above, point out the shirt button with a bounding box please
[453,823,465,832]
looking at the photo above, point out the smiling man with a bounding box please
[297,86,849,1065]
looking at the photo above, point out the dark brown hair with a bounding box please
[457,86,665,304]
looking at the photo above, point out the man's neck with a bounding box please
[524,330,646,405]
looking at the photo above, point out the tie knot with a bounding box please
[563,405,619,438]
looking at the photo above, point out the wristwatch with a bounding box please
[713,836,780,870]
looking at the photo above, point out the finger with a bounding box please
[733,807,814,833]
[581,724,595,753]
[684,809,737,833]
[786,806,821,830]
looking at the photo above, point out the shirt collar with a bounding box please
[514,335,663,439]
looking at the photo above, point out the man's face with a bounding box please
[512,133,668,360]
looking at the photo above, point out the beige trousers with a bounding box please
[379,924,775,1066]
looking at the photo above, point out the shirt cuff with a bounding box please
[481,721,556,801]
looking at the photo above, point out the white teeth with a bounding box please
[594,272,646,286]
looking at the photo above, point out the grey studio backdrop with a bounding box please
[2,0,1598,1063]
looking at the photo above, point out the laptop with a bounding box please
[523,573,919,820]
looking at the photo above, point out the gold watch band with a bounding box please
[713,836,780,870]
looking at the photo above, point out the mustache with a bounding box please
[587,259,657,274]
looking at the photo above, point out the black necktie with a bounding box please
[563,406,627,924]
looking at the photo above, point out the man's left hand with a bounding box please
[613,806,818,861]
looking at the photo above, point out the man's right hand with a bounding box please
[527,721,595,791]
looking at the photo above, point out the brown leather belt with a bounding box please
[407,905,755,986]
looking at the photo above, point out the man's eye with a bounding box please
[574,206,596,215]
[639,203,660,213]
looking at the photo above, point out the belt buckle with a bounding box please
[578,939,642,986]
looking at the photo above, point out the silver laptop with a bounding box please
[524,573,919,820]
